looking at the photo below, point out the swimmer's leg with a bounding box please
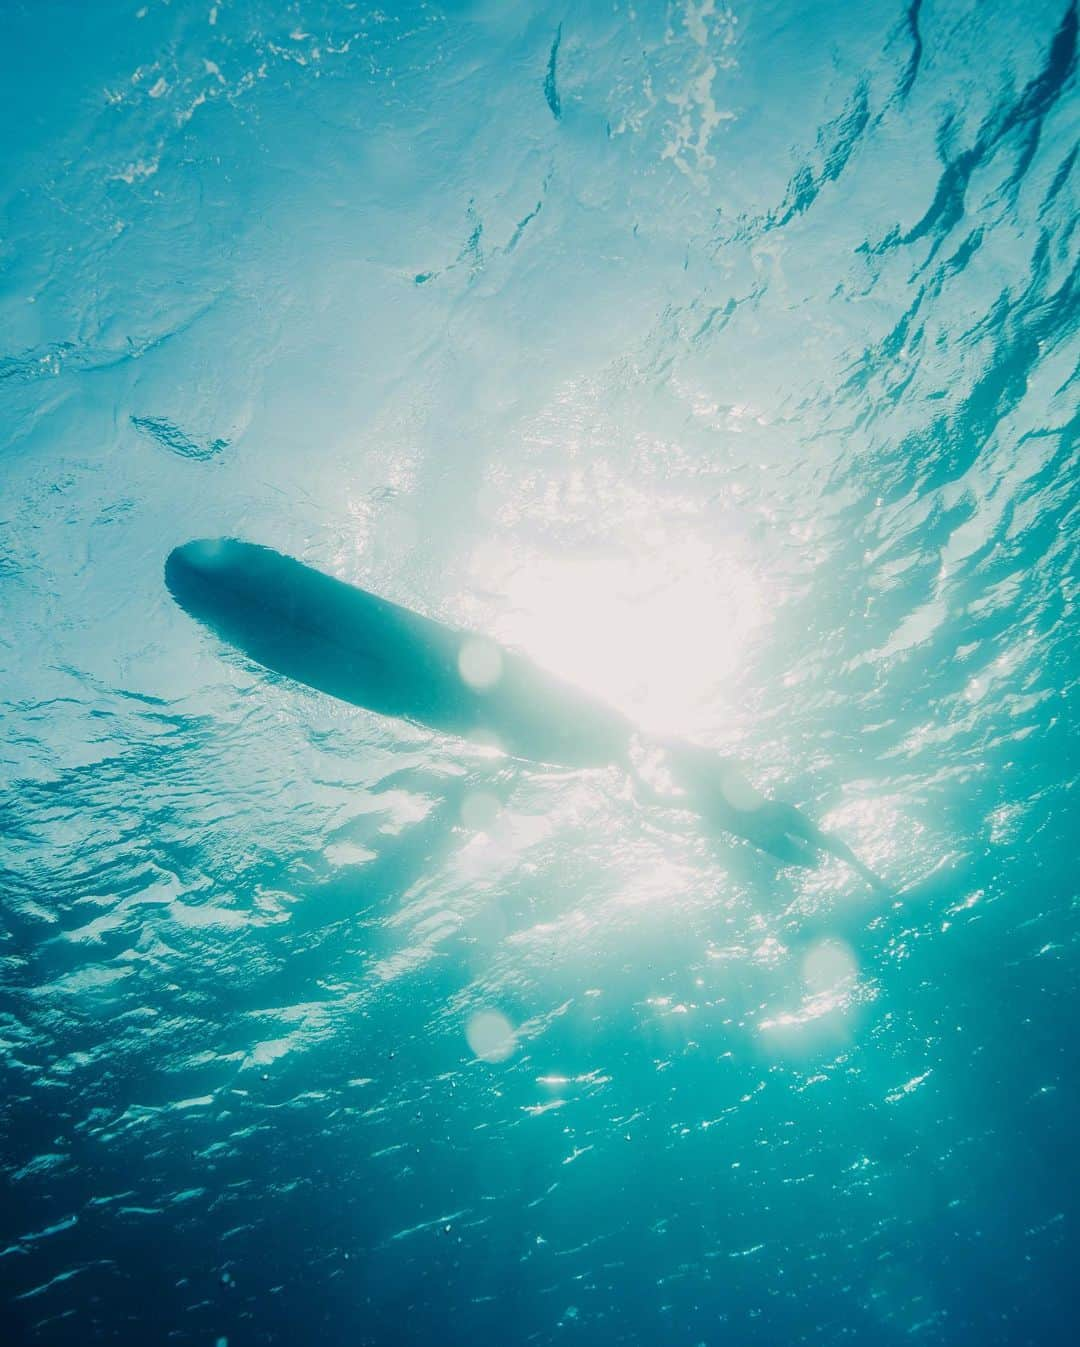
[770,802,889,892]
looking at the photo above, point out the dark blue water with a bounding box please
[2,2,1077,1344]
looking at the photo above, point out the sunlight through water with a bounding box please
[2,0,1077,1343]
[477,533,767,736]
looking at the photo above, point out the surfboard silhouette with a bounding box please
[165,538,633,769]
[165,538,886,888]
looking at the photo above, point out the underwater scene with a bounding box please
[2,1,1078,1343]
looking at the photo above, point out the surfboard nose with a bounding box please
[169,538,231,576]
[165,539,243,612]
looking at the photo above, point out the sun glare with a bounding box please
[477,537,765,737]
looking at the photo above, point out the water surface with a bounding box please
[2,2,1078,1344]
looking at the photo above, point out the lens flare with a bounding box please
[802,939,858,993]
[465,1009,517,1063]
[458,636,503,690]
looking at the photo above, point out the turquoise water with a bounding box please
[2,1,1078,1343]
